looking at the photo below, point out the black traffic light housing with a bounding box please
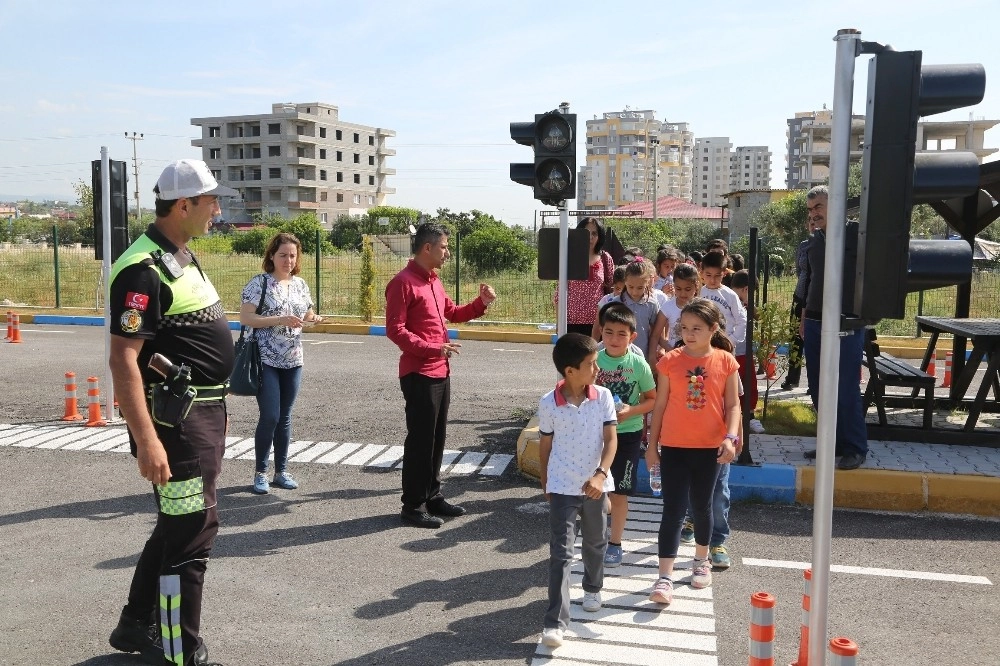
[92,159,130,262]
[510,111,577,205]
[854,50,985,322]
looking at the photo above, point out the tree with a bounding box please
[748,191,808,270]
[358,235,376,321]
[73,180,94,237]
[461,224,535,273]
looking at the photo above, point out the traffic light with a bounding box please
[510,111,577,205]
[854,50,985,321]
[92,159,130,262]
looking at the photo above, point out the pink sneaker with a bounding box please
[649,577,673,604]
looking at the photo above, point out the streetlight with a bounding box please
[650,137,660,221]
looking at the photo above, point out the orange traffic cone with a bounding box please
[748,591,776,666]
[828,637,859,666]
[84,376,107,427]
[942,351,952,388]
[8,313,22,343]
[791,568,812,666]
[766,351,778,380]
[926,350,936,379]
[4,310,11,341]
[62,372,84,421]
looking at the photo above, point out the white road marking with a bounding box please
[308,340,364,345]
[492,348,535,353]
[223,438,256,459]
[448,451,487,475]
[743,558,993,585]
[480,453,513,476]
[367,445,405,468]
[341,443,387,466]
[315,442,363,465]
[290,441,340,463]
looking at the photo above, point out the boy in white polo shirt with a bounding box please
[537,333,618,649]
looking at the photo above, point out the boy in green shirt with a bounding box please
[595,302,657,567]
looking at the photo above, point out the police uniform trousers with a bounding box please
[123,401,226,665]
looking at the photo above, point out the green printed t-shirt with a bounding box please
[596,348,655,433]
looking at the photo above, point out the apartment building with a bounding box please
[731,146,772,191]
[694,137,733,207]
[578,109,694,210]
[785,108,997,189]
[191,102,395,227]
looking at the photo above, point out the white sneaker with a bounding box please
[749,418,765,434]
[582,591,602,612]
[541,627,564,647]
[691,558,713,589]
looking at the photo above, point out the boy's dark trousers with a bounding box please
[399,373,451,510]
[545,493,607,630]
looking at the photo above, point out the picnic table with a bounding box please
[915,316,1000,432]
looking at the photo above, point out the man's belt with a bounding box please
[146,383,228,402]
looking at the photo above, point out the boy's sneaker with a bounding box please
[582,591,602,612]
[691,558,713,589]
[541,627,564,647]
[649,577,673,604]
[604,544,623,568]
[251,472,269,495]
[680,520,695,545]
[272,471,299,490]
[749,418,766,434]
[710,545,732,569]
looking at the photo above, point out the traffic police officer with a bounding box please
[108,159,235,666]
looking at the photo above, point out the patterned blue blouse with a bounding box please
[241,273,314,369]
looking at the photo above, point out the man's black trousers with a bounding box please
[399,373,450,510]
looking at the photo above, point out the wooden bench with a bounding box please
[863,330,935,429]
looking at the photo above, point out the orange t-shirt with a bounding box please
[655,347,738,448]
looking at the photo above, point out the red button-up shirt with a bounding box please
[385,259,487,378]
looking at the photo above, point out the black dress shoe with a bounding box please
[803,449,817,459]
[780,380,798,390]
[837,453,866,470]
[427,498,467,517]
[109,611,163,665]
[401,508,444,528]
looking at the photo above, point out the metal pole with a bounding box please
[101,147,115,422]
[652,138,659,222]
[314,228,321,314]
[127,132,143,223]
[454,230,461,303]
[556,102,572,337]
[53,225,61,309]
[808,27,861,666]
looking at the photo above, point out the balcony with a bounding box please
[287,201,319,209]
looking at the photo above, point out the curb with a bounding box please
[515,417,1000,517]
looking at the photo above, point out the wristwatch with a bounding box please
[594,466,609,478]
[724,433,740,446]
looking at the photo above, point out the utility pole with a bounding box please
[650,137,660,222]
[125,132,143,222]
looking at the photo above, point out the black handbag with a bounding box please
[228,275,268,396]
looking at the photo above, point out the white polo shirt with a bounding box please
[537,381,616,496]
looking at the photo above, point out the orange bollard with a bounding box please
[749,591,776,666]
[4,310,11,341]
[828,637,858,666]
[84,376,107,427]
[926,349,936,379]
[791,568,812,666]
[766,351,778,380]
[62,372,84,421]
[8,313,22,343]
[942,351,952,388]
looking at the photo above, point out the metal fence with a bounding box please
[3,237,999,335]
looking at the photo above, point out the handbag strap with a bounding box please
[237,274,269,341]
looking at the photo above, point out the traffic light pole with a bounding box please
[556,102,572,338]
[100,146,116,423]
[808,28,861,666]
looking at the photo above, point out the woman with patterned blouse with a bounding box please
[564,217,614,337]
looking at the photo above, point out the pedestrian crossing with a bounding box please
[531,497,718,666]
[0,423,513,477]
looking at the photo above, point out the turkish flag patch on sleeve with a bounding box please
[125,292,149,311]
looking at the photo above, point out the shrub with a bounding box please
[230,227,275,256]
[359,235,376,322]
[461,225,535,274]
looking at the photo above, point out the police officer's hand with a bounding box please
[138,440,171,486]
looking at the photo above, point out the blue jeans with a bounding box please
[803,318,868,456]
[711,463,730,547]
[254,363,303,474]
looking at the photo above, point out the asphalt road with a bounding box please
[1,323,998,665]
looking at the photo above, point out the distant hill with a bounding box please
[0,194,77,205]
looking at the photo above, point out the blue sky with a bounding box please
[1,0,997,227]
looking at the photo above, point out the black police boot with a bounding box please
[192,640,226,666]
[109,609,163,665]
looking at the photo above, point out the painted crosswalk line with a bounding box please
[0,423,513,477]
[531,498,720,666]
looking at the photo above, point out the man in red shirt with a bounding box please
[385,223,497,528]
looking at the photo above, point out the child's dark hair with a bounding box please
[620,246,644,264]
[598,302,637,332]
[689,250,704,265]
[730,253,745,272]
[552,332,599,377]
[673,262,699,286]
[731,268,752,290]
[705,238,729,255]
[701,249,727,270]
[611,265,627,285]
[655,247,678,273]
[681,299,734,352]
[622,257,655,296]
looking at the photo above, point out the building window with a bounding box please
[321,212,327,224]
[211,169,221,180]
[336,151,342,161]
[297,147,306,158]
[251,147,261,159]
[745,180,750,185]
[367,195,375,205]
[320,191,328,202]
[209,127,220,138]
[368,155,375,166]
[319,127,326,138]
[703,175,708,181]
[336,172,343,182]
[268,123,280,135]
[337,193,344,203]
[369,136,375,146]
[269,146,280,157]
[320,170,327,181]
[269,189,281,201]
[353,133,360,143]
[336,130,342,140]
[368,175,375,185]
[269,168,281,179]
[353,153,360,163]
[209,148,220,160]
[353,174,360,184]
[353,194,361,204]
[297,168,305,179]
[703,166,708,172]
[320,149,326,159]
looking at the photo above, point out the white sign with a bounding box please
[377,217,390,226]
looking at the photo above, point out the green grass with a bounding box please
[759,399,817,436]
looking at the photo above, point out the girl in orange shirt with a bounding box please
[644,299,741,605]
